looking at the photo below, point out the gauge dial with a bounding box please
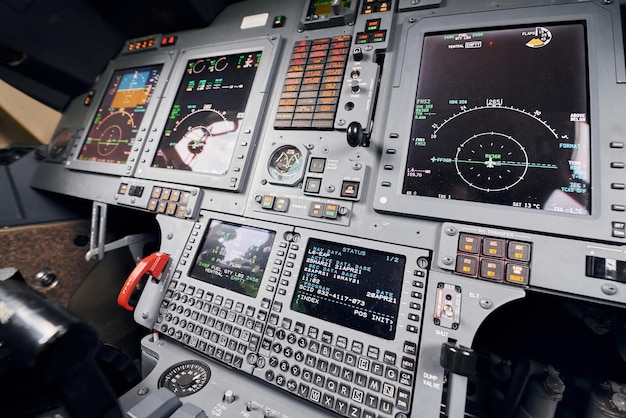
[455,132,529,192]
[267,145,305,185]
[92,110,136,157]
[158,361,211,397]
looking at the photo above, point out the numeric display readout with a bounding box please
[291,239,406,340]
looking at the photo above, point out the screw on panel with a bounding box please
[445,226,457,236]
[441,256,454,266]
[409,17,416,23]
[167,233,173,240]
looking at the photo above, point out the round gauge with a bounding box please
[48,128,73,160]
[158,360,211,397]
[92,110,136,156]
[455,132,529,192]
[267,145,305,185]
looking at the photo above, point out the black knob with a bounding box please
[347,121,364,147]
[440,342,477,377]
[353,47,364,61]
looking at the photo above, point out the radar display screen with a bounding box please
[403,23,590,215]
[189,220,275,298]
[151,51,262,175]
[79,65,162,164]
[291,239,405,340]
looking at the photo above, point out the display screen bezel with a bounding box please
[188,219,277,298]
[290,238,406,340]
[67,51,175,176]
[373,5,616,242]
[134,36,282,192]
[401,22,590,216]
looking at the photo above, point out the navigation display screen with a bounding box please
[189,220,275,298]
[291,239,405,340]
[79,65,162,164]
[151,51,262,175]
[403,23,590,215]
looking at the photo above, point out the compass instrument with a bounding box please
[158,361,211,397]
[78,65,162,164]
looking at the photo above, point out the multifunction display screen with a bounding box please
[291,239,405,340]
[189,220,275,298]
[152,51,262,175]
[79,65,162,164]
[403,23,590,215]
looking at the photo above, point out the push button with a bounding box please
[455,255,478,277]
[482,238,505,258]
[305,177,322,194]
[458,234,480,254]
[507,241,531,262]
[480,259,504,282]
[505,264,529,285]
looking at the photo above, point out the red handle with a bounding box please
[118,252,169,311]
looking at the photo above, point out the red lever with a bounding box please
[118,252,170,311]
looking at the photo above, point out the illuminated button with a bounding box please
[324,204,339,219]
[147,199,159,212]
[455,255,478,277]
[170,189,181,202]
[305,177,322,194]
[156,201,168,214]
[309,202,324,218]
[365,18,381,32]
[458,234,480,254]
[261,195,275,210]
[274,198,290,212]
[482,238,505,258]
[479,259,504,282]
[505,264,529,285]
[371,30,387,43]
[166,202,177,216]
[180,192,191,205]
[176,205,187,218]
[151,187,163,199]
[272,15,286,28]
[341,181,360,198]
[118,183,128,195]
[507,241,531,262]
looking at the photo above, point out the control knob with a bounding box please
[331,0,342,15]
[353,47,364,61]
[223,389,235,404]
[346,121,369,147]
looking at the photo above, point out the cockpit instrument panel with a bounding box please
[134,37,282,192]
[375,4,622,242]
[67,52,175,176]
[403,23,589,215]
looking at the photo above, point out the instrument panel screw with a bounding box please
[445,227,457,236]
[441,256,454,266]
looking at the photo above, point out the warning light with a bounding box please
[161,35,178,47]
